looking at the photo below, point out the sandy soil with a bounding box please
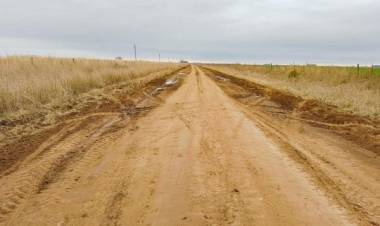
[0,66,378,226]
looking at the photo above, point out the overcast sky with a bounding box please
[0,0,379,64]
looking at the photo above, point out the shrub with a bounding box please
[288,70,300,79]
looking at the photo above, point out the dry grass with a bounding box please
[0,56,180,118]
[205,64,380,118]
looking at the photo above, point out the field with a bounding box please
[205,64,380,118]
[0,56,180,117]
[0,62,379,226]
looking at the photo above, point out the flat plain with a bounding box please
[0,61,379,226]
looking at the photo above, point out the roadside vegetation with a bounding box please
[0,56,182,142]
[0,56,180,117]
[206,64,380,118]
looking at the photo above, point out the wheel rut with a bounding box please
[0,66,378,226]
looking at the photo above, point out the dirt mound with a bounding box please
[298,100,372,125]
[203,67,380,154]
[207,68,302,110]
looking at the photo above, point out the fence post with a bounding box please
[357,64,360,76]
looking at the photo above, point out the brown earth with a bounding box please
[0,66,188,175]
[0,66,379,226]
[202,67,380,154]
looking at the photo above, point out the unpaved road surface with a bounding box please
[0,66,379,226]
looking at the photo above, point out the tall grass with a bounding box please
[206,64,380,118]
[0,56,180,116]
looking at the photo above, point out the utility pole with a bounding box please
[159,53,161,62]
[134,44,137,61]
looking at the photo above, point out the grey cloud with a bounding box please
[0,0,379,64]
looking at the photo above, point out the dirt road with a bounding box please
[0,66,379,226]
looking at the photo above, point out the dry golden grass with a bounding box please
[206,64,380,118]
[0,56,180,117]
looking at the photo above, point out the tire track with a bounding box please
[1,65,373,226]
[101,180,129,226]
[37,117,120,193]
[205,67,380,226]
[0,116,119,224]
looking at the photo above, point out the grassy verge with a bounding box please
[205,64,380,119]
[0,56,180,117]
[0,56,183,141]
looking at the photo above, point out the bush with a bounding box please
[288,70,300,78]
